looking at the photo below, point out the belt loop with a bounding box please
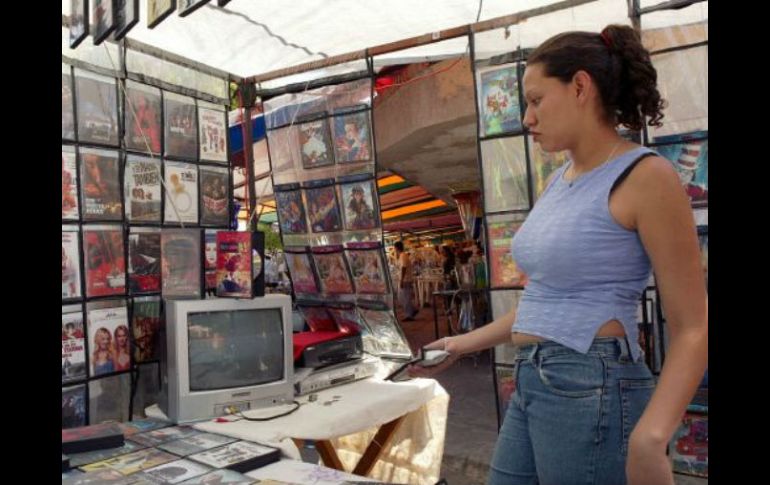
[617,337,630,362]
[527,342,540,364]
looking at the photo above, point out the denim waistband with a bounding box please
[513,337,636,363]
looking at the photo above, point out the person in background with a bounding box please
[395,241,418,321]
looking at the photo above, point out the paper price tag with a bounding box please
[431,31,441,40]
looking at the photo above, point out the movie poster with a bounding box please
[199,166,229,226]
[198,104,228,163]
[75,69,119,146]
[164,161,199,224]
[284,250,319,294]
[311,249,354,294]
[80,148,122,221]
[62,384,87,429]
[654,132,708,207]
[124,81,162,154]
[477,63,522,137]
[332,109,372,164]
[87,304,131,377]
[297,305,338,332]
[62,147,79,220]
[62,229,82,300]
[62,65,75,140]
[345,245,388,294]
[204,231,217,292]
[162,229,202,299]
[305,184,342,233]
[487,214,528,288]
[275,187,308,234]
[132,296,163,363]
[62,305,87,383]
[528,138,569,203]
[358,307,412,359]
[125,155,162,222]
[164,93,198,160]
[128,229,161,294]
[298,116,334,169]
[340,180,378,231]
[215,232,252,298]
[481,137,529,213]
[83,226,126,297]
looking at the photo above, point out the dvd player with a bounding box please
[294,357,379,396]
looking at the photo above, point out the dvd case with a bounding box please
[284,247,320,295]
[87,303,131,376]
[124,80,162,154]
[311,246,354,294]
[653,132,708,207]
[358,305,412,359]
[199,165,230,226]
[68,439,146,468]
[158,433,239,457]
[298,114,334,169]
[481,137,530,213]
[162,229,203,299]
[204,230,218,292]
[83,226,126,297]
[476,63,523,138]
[62,384,87,429]
[128,228,162,294]
[215,231,265,298]
[62,146,80,220]
[62,305,87,383]
[198,103,229,163]
[125,155,162,222]
[74,69,119,146]
[487,213,528,288]
[339,178,379,231]
[176,469,255,484]
[164,92,198,160]
[188,441,281,473]
[61,422,125,454]
[80,447,179,475]
[344,242,389,294]
[304,181,342,233]
[164,161,199,224]
[62,227,82,300]
[274,184,308,235]
[117,417,171,436]
[62,65,75,140]
[331,107,372,164]
[131,426,202,448]
[143,459,212,484]
[80,148,123,221]
[296,303,338,332]
[131,296,163,363]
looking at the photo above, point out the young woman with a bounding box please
[410,25,707,485]
[92,327,115,376]
[113,325,131,371]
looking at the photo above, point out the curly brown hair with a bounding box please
[527,24,666,131]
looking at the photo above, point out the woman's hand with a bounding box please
[407,336,462,378]
[626,428,675,485]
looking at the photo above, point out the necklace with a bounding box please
[567,141,622,188]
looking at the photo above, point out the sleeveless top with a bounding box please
[511,146,657,361]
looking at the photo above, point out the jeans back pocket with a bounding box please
[619,379,656,455]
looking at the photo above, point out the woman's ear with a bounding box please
[572,70,593,102]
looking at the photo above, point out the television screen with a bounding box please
[187,309,284,391]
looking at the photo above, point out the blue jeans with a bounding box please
[488,338,656,485]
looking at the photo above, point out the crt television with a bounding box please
[160,294,295,423]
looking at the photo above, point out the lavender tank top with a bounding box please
[511,147,657,361]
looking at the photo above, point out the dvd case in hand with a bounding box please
[215,231,265,298]
[62,422,125,454]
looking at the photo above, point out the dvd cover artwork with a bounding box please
[81,150,123,220]
[128,231,161,294]
[200,166,229,226]
[124,83,162,154]
[528,140,569,203]
[215,232,252,298]
[487,217,528,288]
[132,297,163,363]
[162,229,202,298]
[275,190,308,234]
[481,137,529,213]
[83,228,126,297]
[62,230,82,299]
[177,469,255,484]
[125,156,162,222]
[81,447,179,476]
[62,308,87,383]
[75,71,119,146]
[164,161,199,224]
[284,251,319,294]
[358,308,412,358]
[478,64,523,137]
[131,426,202,448]
[62,469,130,484]
[62,68,75,140]
[87,305,131,376]
[143,459,212,484]
[198,106,228,163]
[62,384,87,429]
[340,181,378,231]
[92,0,116,44]
[188,441,280,471]
[118,417,171,436]
[298,117,334,169]
[655,134,708,207]
[298,306,338,332]
[312,252,354,294]
[332,110,372,164]
[158,433,239,456]
[305,185,342,233]
[165,94,198,160]
[346,249,388,294]
[62,148,79,219]
[205,231,218,292]
[68,439,146,468]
